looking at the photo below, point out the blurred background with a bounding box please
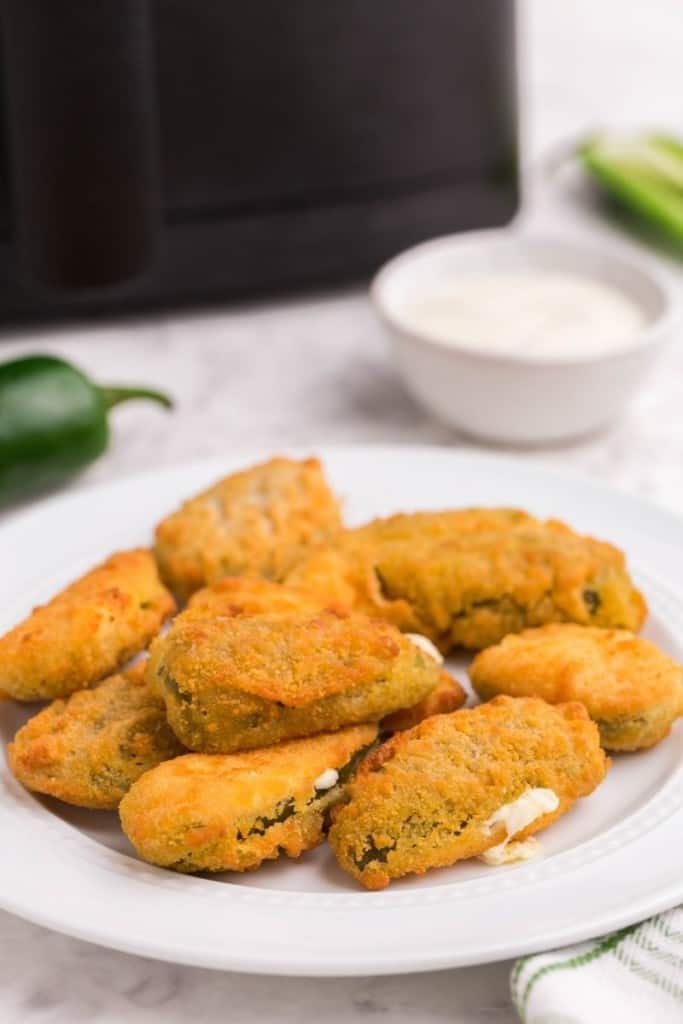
[2,0,683,515]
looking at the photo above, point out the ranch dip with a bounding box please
[404,271,645,360]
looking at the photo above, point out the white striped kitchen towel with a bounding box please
[511,906,683,1024]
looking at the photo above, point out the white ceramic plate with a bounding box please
[1,445,682,976]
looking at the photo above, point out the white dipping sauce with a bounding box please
[404,271,646,360]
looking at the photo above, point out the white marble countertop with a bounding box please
[2,2,683,1021]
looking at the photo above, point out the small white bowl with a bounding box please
[371,230,675,445]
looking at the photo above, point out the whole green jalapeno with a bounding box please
[0,353,172,506]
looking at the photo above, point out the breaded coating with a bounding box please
[154,456,341,600]
[0,549,176,701]
[8,664,185,809]
[181,581,464,733]
[286,509,646,651]
[176,578,462,738]
[381,669,466,732]
[183,576,325,621]
[470,624,683,751]
[120,725,378,873]
[329,696,608,889]
[148,610,443,753]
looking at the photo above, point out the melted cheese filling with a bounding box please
[313,768,339,791]
[406,633,444,664]
[480,787,559,866]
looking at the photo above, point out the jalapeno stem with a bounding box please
[99,386,174,411]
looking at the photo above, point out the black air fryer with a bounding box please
[0,0,518,323]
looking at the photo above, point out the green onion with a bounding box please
[580,133,683,246]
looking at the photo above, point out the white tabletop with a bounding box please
[2,2,682,1021]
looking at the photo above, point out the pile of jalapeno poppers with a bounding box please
[3,456,682,890]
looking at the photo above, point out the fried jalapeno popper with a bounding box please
[286,509,646,651]
[471,624,683,751]
[154,456,341,600]
[329,696,608,890]
[0,549,175,701]
[8,664,184,809]
[148,609,444,753]
[120,725,378,873]
[179,578,464,736]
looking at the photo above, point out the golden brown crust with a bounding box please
[153,612,403,706]
[470,624,683,751]
[286,509,646,651]
[119,725,378,872]
[8,663,185,809]
[148,609,442,752]
[154,456,342,600]
[0,549,176,701]
[381,669,466,732]
[184,576,325,621]
[328,696,608,889]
